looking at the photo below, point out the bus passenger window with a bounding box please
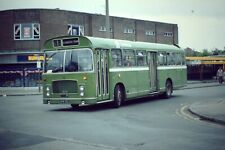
[167,53,173,65]
[111,49,122,67]
[158,53,164,66]
[158,52,167,66]
[172,53,176,65]
[176,53,182,65]
[137,51,147,66]
[181,54,186,65]
[163,53,167,65]
[123,50,135,67]
[173,53,178,65]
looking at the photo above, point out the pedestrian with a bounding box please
[217,67,224,84]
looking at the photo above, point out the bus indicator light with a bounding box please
[83,76,87,80]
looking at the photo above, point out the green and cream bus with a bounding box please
[42,36,187,108]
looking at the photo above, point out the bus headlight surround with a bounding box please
[46,86,50,97]
[79,85,85,96]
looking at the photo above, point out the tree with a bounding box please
[201,49,210,56]
[212,48,225,55]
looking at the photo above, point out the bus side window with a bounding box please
[136,50,147,66]
[163,52,167,65]
[111,49,122,67]
[123,49,135,67]
[173,53,177,65]
[177,53,182,65]
[167,53,173,65]
[158,52,166,66]
[182,54,186,65]
[173,53,179,65]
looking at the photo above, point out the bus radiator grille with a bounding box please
[52,80,77,93]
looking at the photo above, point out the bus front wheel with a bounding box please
[71,104,79,109]
[113,85,124,108]
[163,80,173,98]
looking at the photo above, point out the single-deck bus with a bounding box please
[42,36,187,108]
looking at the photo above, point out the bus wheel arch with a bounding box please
[113,83,125,108]
[163,78,173,99]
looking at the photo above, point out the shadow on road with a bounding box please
[49,94,180,112]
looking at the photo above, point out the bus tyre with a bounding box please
[113,85,124,108]
[163,80,173,99]
[71,104,79,109]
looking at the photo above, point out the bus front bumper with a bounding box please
[43,97,97,106]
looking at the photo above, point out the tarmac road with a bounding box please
[0,84,225,150]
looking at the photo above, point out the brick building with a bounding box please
[0,9,178,87]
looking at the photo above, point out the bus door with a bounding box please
[148,52,157,92]
[96,49,109,101]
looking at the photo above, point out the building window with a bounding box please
[14,24,21,40]
[124,28,135,34]
[14,23,40,40]
[33,24,40,39]
[68,24,84,36]
[99,26,106,32]
[99,26,113,32]
[164,32,173,37]
[145,30,155,36]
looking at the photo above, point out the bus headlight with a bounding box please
[46,92,50,97]
[80,92,84,97]
[46,87,50,91]
[79,85,85,96]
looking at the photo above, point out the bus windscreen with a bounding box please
[44,49,93,73]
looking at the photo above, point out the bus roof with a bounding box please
[43,36,182,52]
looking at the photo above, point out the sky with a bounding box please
[1,0,225,51]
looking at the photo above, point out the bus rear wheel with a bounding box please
[113,85,124,108]
[163,80,173,98]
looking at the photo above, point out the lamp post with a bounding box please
[36,54,41,93]
[105,0,110,38]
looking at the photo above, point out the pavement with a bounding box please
[188,99,225,125]
[0,80,225,126]
[0,87,42,96]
